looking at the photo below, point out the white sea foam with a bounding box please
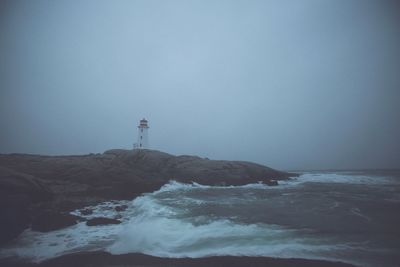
[157,180,209,192]
[106,193,339,260]
[157,180,281,192]
[70,200,131,220]
[157,172,397,193]
[0,221,123,262]
[291,172,398,185]
[107,216,319,258]
[0,181,345,263]
[1,175,394,266]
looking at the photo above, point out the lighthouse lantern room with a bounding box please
[135,118,149,149]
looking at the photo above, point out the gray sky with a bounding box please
[1,0,399,170]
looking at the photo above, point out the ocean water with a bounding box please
[1,171,400,267]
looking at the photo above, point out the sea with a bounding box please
[1,171,400,267]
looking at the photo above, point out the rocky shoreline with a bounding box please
[0,149,296,245]
[1,251,356,267]
[0,150,359,267]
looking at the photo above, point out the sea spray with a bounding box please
[106,190,307,258]
[105,181,352,261]
[1,173,399,267]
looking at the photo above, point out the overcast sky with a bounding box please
[1,0,399,170]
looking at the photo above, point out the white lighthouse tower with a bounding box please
[135,118,149,149]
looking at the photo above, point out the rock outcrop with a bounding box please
[0,251,356,267]
[86,217,122,226]
[0,167,52,244]
[31,211,80,232]
[0,149,297,244]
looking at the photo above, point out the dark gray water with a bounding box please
[1,171,400,267]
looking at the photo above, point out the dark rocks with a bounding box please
[0,149,295,196]
[80,208,93,215]
[114,205,128,212]
[0,149,297,244]
[0,167,52,202]
[86,217,121,226]
[0,194,31,244]
[31,211,80,232]
[101,149,296,186]
[266,180,279,186]
[31,251,356,267]
[0,167,53,244]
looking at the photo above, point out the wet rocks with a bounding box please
[114,205,128,212]
[266,179,279,186]
[32,251,357,267]
[0,167,53,244]
[0,149,297,244]
[0,194,31,244]
[31,211,81,232]
[80,208,93,215]
[86,217,121,226]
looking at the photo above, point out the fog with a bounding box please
[1,0,399,170]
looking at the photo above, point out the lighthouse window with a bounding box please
[141,129,143,132]
[140,136,142,139]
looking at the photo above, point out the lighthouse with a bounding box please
[135,118,149,149]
